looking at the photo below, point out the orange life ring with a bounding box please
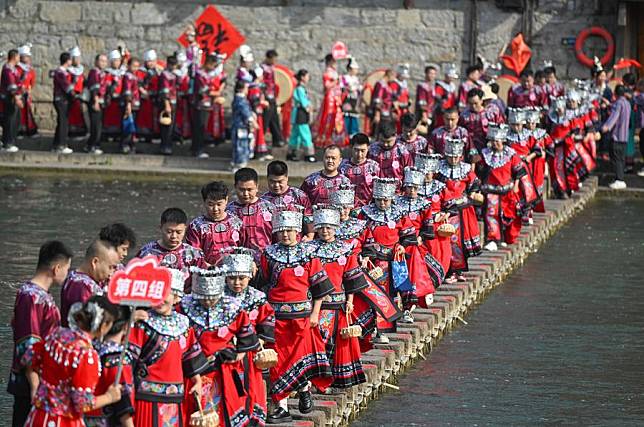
[575,27,614,68]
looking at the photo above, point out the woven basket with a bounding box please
[189,393,219,427]
[254,347,278,369]
[469,192,485,206]
[437,222,456,237]
[340,311,362,338]
[159,111,172,126]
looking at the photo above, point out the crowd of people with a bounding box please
[1,31,643,179]
[4,32,644,427]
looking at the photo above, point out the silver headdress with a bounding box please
[329,185,355,207]
[524,107,541,123]
[486,123,509,141]
[396,63,410,79]
[272,210,303,233]
[403,167,425,187]
[373,178,397,199]
[444,137,465,157]
[507,108,526,125]
[313,205,341,229]
[566,89,581,103]
[191,267,225,300]
[168,268,187,298]
[552,96,567,111]
[444,63,459,79]
[221,249,254,278]
[415,152,442,174]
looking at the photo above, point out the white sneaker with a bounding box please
[400,310,414,324]
[196,152,209,159]
[425,294,434,306]
[4,144,19,153]
[500,242,508,247]
[55,146,73,154]
[484,241,498,252]
[528,217,534,225]
[608,180,627,190]
[373,333,389,344]
[637,168,644,177]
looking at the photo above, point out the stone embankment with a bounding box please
[272,178,598,427]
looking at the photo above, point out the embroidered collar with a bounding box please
[68,65,84,76]
[18,63,31,72]
[224,286,267,312]
[181,294,242,330]
[394,195,431,213]
[44,327,96,370]
[506,129,531,145]
[264,242,314,267]
[482,146,515,168]
[361,204,403,225]
[437,160,471,181]
[336,218,367,240]
[532,128,547,139]
[142,310,189,338]
[311,239,354,261]
[419,180,446,197]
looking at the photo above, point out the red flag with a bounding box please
[177,5,245,60]
[613,58,642,70]
[500,33,532,76]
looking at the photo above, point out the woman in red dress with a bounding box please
[415,152,452,287]
[260,210,334,423]
[525,108,549,213]
[206,55,227,145]
[68,47,88,138]
[479,125,526,251]
[180,267,259,427]
[17,44,38,136]
[395,167,443,313]
[129,271,209,427]
[25,296,123,427]
[222,249,275,426]
[330,186,400,351]
[357,178,406,340]
[435,138,482,283]
[85,305,136,427]
[103,50,125,139]
[311,206,367,389]
[506,108,541,222]
[314,54,347,148]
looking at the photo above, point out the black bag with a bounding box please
[295,107,309,125]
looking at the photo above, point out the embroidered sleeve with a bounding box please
[16,336,41,369]
[255,303,275,343]
[398,226,419,247]
[308,259,334,299]
[234,311,260,352]
[466,172,481,193]
[511,155,527,179]
[100,361,135,418]
[182,329,209,378]
[342,260,368,293]
[70,349,100,413]
[360,234,377,259]
[420,210,435,240]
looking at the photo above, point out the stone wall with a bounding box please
[0,0,618,130]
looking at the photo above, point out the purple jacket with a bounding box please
[603,97,631,143]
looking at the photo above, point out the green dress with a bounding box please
[289,84,314,155]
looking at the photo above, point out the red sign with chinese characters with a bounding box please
[332,41,349,60]
[107,256,171,307]
[177,5,245,61]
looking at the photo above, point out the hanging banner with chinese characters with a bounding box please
[177,5,245,60]
[107,256,172,307]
